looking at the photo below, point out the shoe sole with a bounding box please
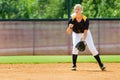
[72,67,76,71]
[101,66,106,71]
[72,69,76,71]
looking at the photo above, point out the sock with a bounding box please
[72,54,78,67]
[94,54,103,67]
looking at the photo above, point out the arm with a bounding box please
[83,29,88,40]
[83,19,89,40]
[66,24,74,34]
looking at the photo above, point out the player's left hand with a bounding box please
[75,41,86,52]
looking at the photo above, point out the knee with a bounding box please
[89,49,98,56]
[72,48,79,55]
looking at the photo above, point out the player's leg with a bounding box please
[94,54,106,70]
[72,54,77,70]
[71,32,82,70]
[85,30,105,70]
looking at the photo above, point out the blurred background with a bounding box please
[0,0,120,55]
[0,0,120,19]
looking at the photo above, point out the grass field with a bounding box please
[0,55,120,64]
[0,55,120,80]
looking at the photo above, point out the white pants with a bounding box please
[72,30,99,56]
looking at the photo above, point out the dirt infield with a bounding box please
[0,63,119,80]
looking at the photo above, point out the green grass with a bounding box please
[0,55,120,64]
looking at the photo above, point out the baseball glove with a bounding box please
[75,41,86,52]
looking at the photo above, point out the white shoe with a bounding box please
[72,65,76,71]
[100,64,106,71]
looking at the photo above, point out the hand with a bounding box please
[81,38,85,41]
[69,24,74,29]
[81,38,86,45]
[66,24,74,34]
[75,41,86,52]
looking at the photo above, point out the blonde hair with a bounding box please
[74,4,83,13]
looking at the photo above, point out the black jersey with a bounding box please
[68,17,89,33]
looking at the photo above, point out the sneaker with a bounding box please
[72,65,76,71]
[100,64,106,71]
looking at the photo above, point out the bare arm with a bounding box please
[66,24,74,34]
[83,29,88,40]
[83,18,89,40]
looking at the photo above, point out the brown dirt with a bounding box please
[0,63,119,80]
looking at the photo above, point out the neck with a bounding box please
[76,14,82,18]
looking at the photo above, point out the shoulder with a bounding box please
[71,13,76,21]
[71,13,88,22]
[82,15,87,22]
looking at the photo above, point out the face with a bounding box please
[74,7,82,15]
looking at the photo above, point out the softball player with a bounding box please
[66,4,105,71]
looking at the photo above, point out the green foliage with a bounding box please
[39,0,49,18]
[96,0,116,18]
[41,0,65,19]
[81,0,120,18]
[0,0,120,19]
[114,0,120,17]
[81,0,96,18]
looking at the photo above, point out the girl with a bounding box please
[66,4,105,71]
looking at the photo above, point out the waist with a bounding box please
[73,30,84,33]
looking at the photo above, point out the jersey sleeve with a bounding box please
[68,18,73,25]
[66,18,74,29]
[84,19,89,30]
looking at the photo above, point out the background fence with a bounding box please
[0,19,120,55]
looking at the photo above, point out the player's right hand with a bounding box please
[69,24,74,29]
